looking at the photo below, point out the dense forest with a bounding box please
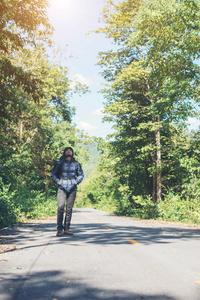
[1,0,200,228]
[0,0,93,227]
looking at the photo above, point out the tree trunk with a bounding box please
[142,68,162,203]
[155,115,162,202]
[153,173,156,203]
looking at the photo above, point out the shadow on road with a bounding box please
[1,270,176,300]
[1,210,199,300]
[0,209,200,252]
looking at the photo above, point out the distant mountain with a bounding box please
[82,142,100,180]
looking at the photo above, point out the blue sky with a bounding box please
[48,0,115,138]
[48,0,200,138]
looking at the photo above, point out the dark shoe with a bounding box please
[56,230,62,237]
[64,230,73,235]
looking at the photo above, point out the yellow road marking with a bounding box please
[82,213,102,225]
[82,213,140,246]
[106,227,113,230]
[82,213,96,222]
[126,239,140,245]
[196,281,200,285]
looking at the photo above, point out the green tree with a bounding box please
[0,38,90,189]
[0,0,93,227]
[0,0,53,103]
[94,0,200,202]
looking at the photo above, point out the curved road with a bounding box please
[0,208,200,300]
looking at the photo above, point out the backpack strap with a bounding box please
[74,161,78,177]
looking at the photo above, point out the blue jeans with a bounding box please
[57,189,76,231]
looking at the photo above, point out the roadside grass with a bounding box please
[0,184,57,228]
[75,187,200,226]
[1,183,199,228]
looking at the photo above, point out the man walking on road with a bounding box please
[51,147,84,237]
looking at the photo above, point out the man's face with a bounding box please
[65,148,73,157]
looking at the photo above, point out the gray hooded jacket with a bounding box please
[51,147,84,193]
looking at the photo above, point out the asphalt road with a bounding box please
[0,208,200,300]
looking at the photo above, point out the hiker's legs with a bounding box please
[64,190,76,230]
[57,189,66,231]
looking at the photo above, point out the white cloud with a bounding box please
[93,107,104,116]
[71,74,92,88]
[188,117,200,129]
[78,121,97,132]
